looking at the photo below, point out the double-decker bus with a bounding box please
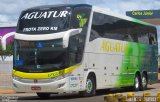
[2,4,158,98]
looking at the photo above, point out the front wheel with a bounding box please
[79,76,96,97]
[37,93,50,99]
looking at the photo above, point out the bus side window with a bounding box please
[91,12,131,42]
[103,33,126,41]
[137,33,149,44]
[68,34,84,65]
[148,33,157,45]
[89,29,101,41]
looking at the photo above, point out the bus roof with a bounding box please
[23,4,91,11]
[92,6,156,27]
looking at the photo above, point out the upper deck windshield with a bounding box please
[17,6,71,34]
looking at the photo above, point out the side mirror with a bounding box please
[63,28,82,48]
[1,32,15,50]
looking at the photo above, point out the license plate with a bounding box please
[31,86,41,90]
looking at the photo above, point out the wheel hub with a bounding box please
[142,76,147,87]
[86,79,93,93]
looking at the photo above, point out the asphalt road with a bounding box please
[0,82,160,102]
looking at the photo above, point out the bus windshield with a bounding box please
[17,7,71,34]
[13,39,67,73]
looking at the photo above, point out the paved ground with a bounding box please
[0,61,13,90]
[0,82,159,102]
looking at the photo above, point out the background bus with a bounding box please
[2,4,157,98]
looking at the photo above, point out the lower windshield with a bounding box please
[13,39,67,73]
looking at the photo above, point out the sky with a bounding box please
[1,0,160,23]
[1,0,160,53]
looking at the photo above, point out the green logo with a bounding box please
[77,14,88,28]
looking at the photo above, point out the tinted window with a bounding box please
[13,39,67,73]
[68,7,91,65]
[90,12,157,45]
[71,7,91,28]
[17,7,71,34]
[148,27,157,45]
[131,24,148,44]
[90,12,132,41]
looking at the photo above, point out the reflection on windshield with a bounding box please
[17,7,71,34]
[13,39,67,72]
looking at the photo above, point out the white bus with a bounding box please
[3,4,158,98]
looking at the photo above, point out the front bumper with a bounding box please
[13,76,84,93]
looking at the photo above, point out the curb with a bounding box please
[0,90,16,94]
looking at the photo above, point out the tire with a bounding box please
[140,73,148,91]
[133,74,141,91]
[37,93,50,99]
[80,76,96,97]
